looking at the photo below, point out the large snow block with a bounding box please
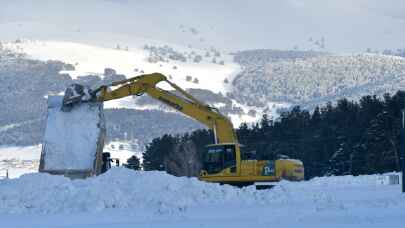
[39,96,106,179]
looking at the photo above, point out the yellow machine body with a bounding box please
[198,143,304,185]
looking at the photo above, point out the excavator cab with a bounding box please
[202,144,238,175]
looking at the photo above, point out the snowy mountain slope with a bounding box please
[233,50,405,109]
[3,40,282,127]
[0,168,404,227]
[4,40,240,93]
[0,51,206,147]
[1,40,271,151]
[4,40,273,123]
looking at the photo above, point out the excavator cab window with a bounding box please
[224,147,236,170]
[203,144,236,174]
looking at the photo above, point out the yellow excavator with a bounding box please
[62,72,304,188]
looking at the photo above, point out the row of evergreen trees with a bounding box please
[142,91,405,179]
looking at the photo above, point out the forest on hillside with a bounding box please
[143,91,405,179]
[232,50,405,110]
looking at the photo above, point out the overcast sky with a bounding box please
[1,0,404,52]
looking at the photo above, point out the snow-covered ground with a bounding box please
[0,168,404,227]
[104,141,143,164]
[0,145,41,161]
[0,145,41,179]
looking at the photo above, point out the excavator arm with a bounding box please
[63,73,238,144]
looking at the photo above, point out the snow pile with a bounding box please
[0,168,265,214]
[1,168,404,217]
[41,96,103,170]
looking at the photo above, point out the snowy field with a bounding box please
[104,141,143,164]
[0,168,404,228]
[0,145,41,179]
[0,144,139,179]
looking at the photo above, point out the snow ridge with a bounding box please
[0,168,404,221]
[0,168,263,214]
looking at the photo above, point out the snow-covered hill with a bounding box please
[6,40,303,128]
[3,40,240,93]
[3,40,273,125]
[233,50,405,109]
[2,39,277,150]
[0,168,404,227]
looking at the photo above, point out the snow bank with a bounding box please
[41,96,105,171]
[0,168,262,214]
[0,168,404,217]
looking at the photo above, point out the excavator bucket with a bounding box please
[39,95,106,179]
[61,84,94,112]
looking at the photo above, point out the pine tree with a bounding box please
[142,134,175,171]
[326,135,351,175]
[362,111,399,173]
[350,143,367,175]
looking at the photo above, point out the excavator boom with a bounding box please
[62,73,237,144]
